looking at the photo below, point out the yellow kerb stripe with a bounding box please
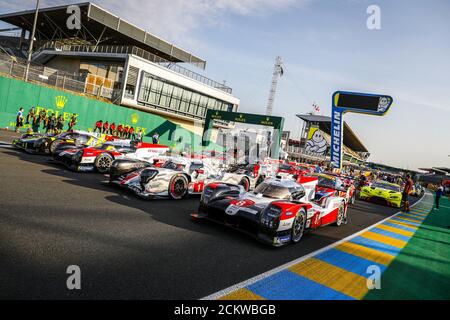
[360,231,407,248]
[335,241,395,266]
[289,258,368,300]
[219,288,265,300]
[377,224,414,237]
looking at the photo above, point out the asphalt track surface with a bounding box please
[0,131,419,299]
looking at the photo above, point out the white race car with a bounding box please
[109,156,218,199]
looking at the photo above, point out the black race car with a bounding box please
[13,131,103,155]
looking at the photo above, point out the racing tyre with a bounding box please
[49,140,60,154]
[255,175,265,188]
[95,153,114,173]
[239,177,250,192]
[334,203,347,226]
[168,174,189,200]
[291,208,307,243]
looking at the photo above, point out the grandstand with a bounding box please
[284,114,370,166]
[0,2,239,137]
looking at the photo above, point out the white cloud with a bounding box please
[0,0,306,50]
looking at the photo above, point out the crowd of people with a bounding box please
[15,107,77,134]
[14,108,162,145]
[92,120,157,143]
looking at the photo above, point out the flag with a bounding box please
[313,103,320,114]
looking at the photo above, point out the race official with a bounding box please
[435,185,444,210]
[402,174,414,212]
[102,121,109,134]
[109,122,116,135]
[94,120,103,133]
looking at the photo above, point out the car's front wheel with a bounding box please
[239,177,250,192]
[168,174,189,200]
[291,208,307,243]
[335,203,347,226]
[49,140,60,154]
[95,153,114,173]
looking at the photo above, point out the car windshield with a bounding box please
[162,160,185,171]
[189,163,203,174]
[253,182,291,199]
[316,176,336,188]
[76,135,94,145]
[372,182,400,192]
[279,164,292,171]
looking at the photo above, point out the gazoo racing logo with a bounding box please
[331,110,342,167]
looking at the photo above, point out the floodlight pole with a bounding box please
[25,0,40,82]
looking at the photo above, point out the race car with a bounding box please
[214,162,269,191]
[305,173,356,205]
[191,178,348,247]
[410,183,425,197]
[109,156,217,199]
[359,180,403,207]
[52,141,169,173]
[12,131,107,155]
[13,132,59,154]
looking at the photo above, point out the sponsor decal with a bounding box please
[331,110,342,168]
[278,235,291,243]
[55,95,68,109]
[260,117,274,126]
[131,113,139,124]
[225,205,240,216]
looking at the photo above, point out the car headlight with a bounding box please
[260,205,282,230]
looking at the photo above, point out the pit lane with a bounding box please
[0,130,419,299]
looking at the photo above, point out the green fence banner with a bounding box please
[0,75,221,152]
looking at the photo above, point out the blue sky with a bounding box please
[1,0,449,170]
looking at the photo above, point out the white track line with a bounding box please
[201,191,431,300]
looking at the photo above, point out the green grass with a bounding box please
[365,196,450,299]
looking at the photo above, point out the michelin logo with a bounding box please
[377,97,390,113]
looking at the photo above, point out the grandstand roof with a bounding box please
[0,2,206,69]
[297,114,368,153]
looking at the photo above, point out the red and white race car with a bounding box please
[53,140,169,173]
[304,172,356,205]
[108,156,219,199]
[192,177,348,246]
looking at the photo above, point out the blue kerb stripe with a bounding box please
[370,227,411,242]
[404,213,427,219]
[382,221,416,232]
[396,214,423,222]
[350,236,402,256]
[315,248,386,277]
[390,217,421,226]
[247,270,354,300]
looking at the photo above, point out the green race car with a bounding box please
[359,180,402,208]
